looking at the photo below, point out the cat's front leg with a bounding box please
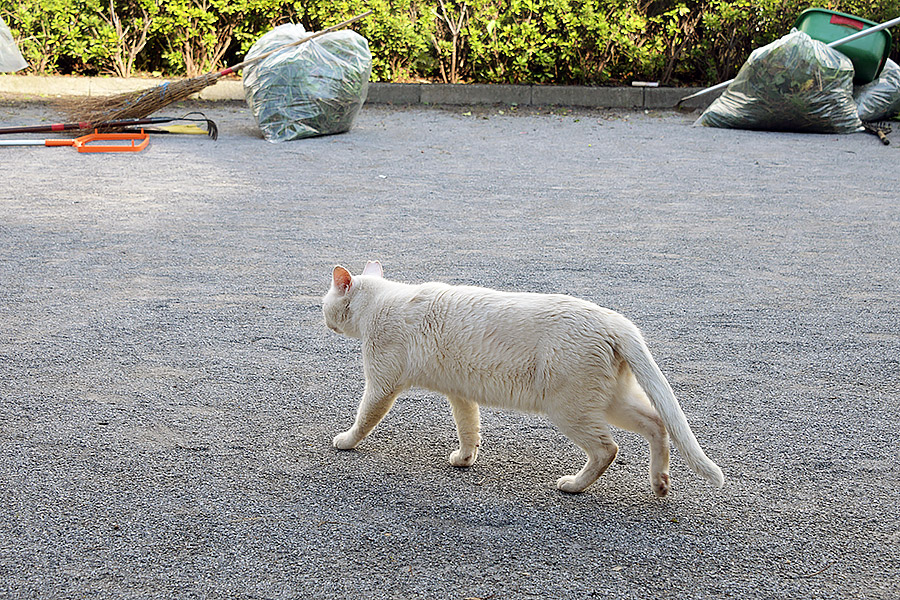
[332,429,363,450]
[448,396,481,467]
[333,381,400,450]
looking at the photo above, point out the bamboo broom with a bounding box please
[64,10,373,124]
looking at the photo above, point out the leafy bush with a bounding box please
[93,0,158,77]
[464,0,657,85]
[153,0,290,76]
[297,0,436,82]
[2,0,111,74]
[0,0,897,85]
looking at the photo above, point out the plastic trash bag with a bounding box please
[696,30,861,133]
[243,23,372,142]
[0,16,28,73]
[854,59,900,122]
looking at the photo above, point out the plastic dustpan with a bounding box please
[794,8,892,84]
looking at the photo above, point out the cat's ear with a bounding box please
[332,266,353,294]
[362,260,383,278]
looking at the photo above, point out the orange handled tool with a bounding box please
[0,129,149,152]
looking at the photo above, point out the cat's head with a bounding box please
[322,260,384,338]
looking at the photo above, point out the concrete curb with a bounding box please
[0,75,717,109]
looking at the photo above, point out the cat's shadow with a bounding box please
[329,397,698,514]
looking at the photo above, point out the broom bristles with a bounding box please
[63,73,220,124]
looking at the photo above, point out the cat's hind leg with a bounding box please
[605,382,671,497]
[333,381,402,450]
[550,412,618,494]
[447,395,481,467]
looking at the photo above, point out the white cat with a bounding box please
[323,261,724,496]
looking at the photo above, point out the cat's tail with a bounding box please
[615,323,725,488]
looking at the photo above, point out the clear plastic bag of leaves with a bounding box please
[696,30,861,133]
[0,16,27,72]
[243,24,372,142]
[854,59,900,122]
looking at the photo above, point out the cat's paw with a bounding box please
[332,430,360,450]
[556,475,587,494]
[652,472,671,497]
[449,448,477,468]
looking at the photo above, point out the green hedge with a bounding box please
[1,0,898,85]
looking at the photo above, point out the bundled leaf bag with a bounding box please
[854,59,900,122]
[243,24,372,142]
[696,30,861,133]
[0,16,27,72]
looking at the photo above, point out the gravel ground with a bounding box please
[0,99,898,599]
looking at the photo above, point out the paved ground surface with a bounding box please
[0,99,898,599]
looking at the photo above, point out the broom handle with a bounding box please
[216,10,373,77]
[0,117,178,135]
